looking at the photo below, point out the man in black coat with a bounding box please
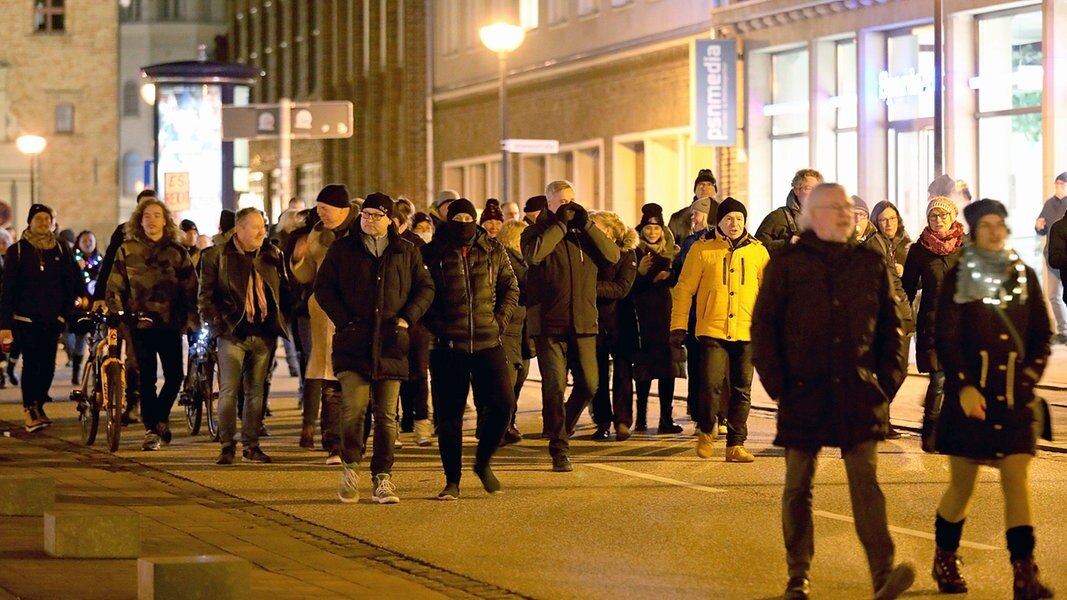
[1048,213,1067,306]
[315,193,435,505]
[752,183,913,600]
[520,180,621,472]
[754,168,823,255]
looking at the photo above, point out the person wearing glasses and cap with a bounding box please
[316,193,434,505]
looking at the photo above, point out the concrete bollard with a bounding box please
[137,555,250,600]
[43,508,141,558]
[0,476,55,516]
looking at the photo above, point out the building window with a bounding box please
[546,0,566,25]
[158,0,182,21]
[610,0,633,7]
[976,8,1042,249]
[519,0,538,30]
[123,151,144,196]
[34,0,65,32]
[577,0,597,17]
[885,26,934,122]
[834,40,857,197]
[769,49,809,203]
[55,103,74,133]
[123,81,140,117]
[297,163,323,202]
[308,0,318,94]
[119,0,141,22]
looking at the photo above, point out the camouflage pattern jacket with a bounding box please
[106,230,199,332]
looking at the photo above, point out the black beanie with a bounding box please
[219,209,236,233]
[179,219,198,232]
[637,203,666,231]
[315,183,350,209]
[447,198,478,221]
[693,169,717,193]
[716,197,747,224]
[411,212,432,230]
[524,195,547,213]
[480,198,504,223]
[362,192,395,218]
[27,203,54,224]
[962,198,1008,235]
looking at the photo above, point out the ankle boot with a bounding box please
[71,354,83,385]
[299,424,315,449]
[635,399,648,431]
[932,547,967,593]
[1012,558,1054,600]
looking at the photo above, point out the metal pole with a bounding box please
[499,53,508,204]
[29,155,36,204]
[933,0,944,176]
[279,97,293,221]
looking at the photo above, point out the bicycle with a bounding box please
[178,325,220,440]
[69,310,152,452]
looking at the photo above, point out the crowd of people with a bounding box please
[0,165,1062,599]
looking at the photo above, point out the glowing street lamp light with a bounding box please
[16,134,47,204]
[480,23,525,205]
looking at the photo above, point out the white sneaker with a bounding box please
[141,431,161,451]
[372,473,399,504]
[414,419,433,447]
[325,450,342,466]
[394,437,403,450]
[338,463,360,503]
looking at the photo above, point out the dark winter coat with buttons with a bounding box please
[520,208,621,337]
[314,226,435,380]
[501,246,535,365]
[902,241,962,373]
[751,231,907,451]
[628,238,686,382]
[421,227,518,354]
[934,261,1051,459]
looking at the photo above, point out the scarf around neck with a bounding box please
[22,228,57,251]
[918,221,964,256]
[954,244,1028,306]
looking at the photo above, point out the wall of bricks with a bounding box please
[0,0,119,238]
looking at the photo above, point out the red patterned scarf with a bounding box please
[918,221,964,256]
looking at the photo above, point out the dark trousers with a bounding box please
[14,321,62,410]
[509,358,530,426]
[783,441,896,585]
[536,334,598,457]
[697,337,753,446]
[636,377,676,424]
[593,331,634,427]
[130,328,184,432]
[685,333,701,418]
[400,324,431,429]
[922,370,946,452]
[431,345,515,483]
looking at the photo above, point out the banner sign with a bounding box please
[693,39,737,147]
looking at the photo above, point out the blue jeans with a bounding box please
[337,370,400,475]
[217,335,275,448]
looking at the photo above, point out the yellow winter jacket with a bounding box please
[671,230,769,342]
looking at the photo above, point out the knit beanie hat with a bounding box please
[434,189,459,207]
[716,197,747,224]
[316,184,350,209]
[219,209,236,233]
[690,196,712,215]
[637,203,666,231]
[480,198,504,223]
[411,212,432,230]
[27,203,54,224]
[362,192,395,218]
[962,198,1008,234]
[926,196,957,219]
[179,219,198,232]
[852,195,870,217]
[928,174,956,199]
[693,169,717,193]
[524,195,547,213]
[447,198,478,221]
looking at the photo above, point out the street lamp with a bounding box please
[480,22,525,205]
[16,134,46,204]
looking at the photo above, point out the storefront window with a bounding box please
[884,27,934,123]
[770,49,808,202]
[978,10,1042,113]
[835,40,857,195]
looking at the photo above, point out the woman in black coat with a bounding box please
[498,220,532,444]
[629,204,685,434]
[902,196,964,452]
[929,200,1053,599]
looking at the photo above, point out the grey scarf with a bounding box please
[953,244,1028,306]
[362,232,389,258]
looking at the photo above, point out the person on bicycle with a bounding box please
[0,204,83,432]
[199,208,291,465]
[315,192,434,504]
[106,197,199,451]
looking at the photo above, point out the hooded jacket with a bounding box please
[754,190,802,255]
[595,227,639,335]
[421,226,519,353]
[106,228,199,332]
[671,227,768,342]
[751,231,906,450]
[520,206,621,336]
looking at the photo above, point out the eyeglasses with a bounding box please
[876,216,898,225]
[928,211,952,221]
[812,204,852,213]
[361,211,387,221]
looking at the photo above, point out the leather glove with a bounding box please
[568,203,588,230]
[555,204,575,225]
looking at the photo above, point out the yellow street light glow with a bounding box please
[479,23,525,55]
[16,134,46,156]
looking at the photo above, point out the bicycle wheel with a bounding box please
[105,362,125,452]
[183,390,202,435]
[203,360,219,441]
[74,388,99,446]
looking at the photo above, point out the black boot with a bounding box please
[71,354,83,386]
[635,397,647,432]
[933,514,967,593]
[7,360,18,386]
[1012,558,1054,600]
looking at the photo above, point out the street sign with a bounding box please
[164,172,191,212]
[222,101,354,141]
[502,138,559,154]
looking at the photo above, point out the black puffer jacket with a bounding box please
[520,207,621,337]
[935,260,1050,459]
[501,247,534,365]
[197,236,291,340]
[754,190,802,255]
[314,227,435,380]
[596,228,639,336]
[752,232,906,450]
[902,240,962,373]
[421,227,518,353]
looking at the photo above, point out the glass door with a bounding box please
[888,119,934,239]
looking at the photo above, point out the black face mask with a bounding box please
[445,221,477,245]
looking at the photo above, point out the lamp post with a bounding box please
[480,23,525,205]
[16,134,47,204]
